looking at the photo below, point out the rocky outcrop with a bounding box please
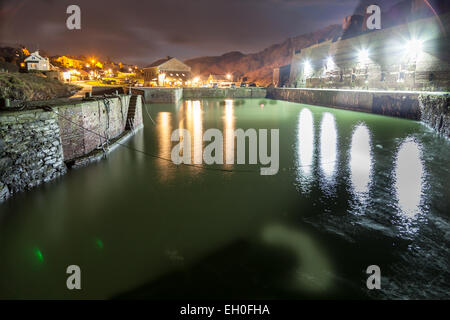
[0,109,67,202]
[184,25,342,86]
[419,94,450,138]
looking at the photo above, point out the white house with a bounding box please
[24,51,50,71]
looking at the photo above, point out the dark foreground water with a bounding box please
[0,98,449,299]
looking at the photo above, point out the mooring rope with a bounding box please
[40,105,258,174]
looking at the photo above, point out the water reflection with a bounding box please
[319,113,338,191]
[156,112,172,181]
[224,99,235,166]
[192,101,203,164]
[262,224,333,292]
[180,100,203,165]
[349,124,373,202]
[394,138,425,219]
[295,108,315,192]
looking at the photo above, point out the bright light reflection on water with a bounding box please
[319,113,338,190]
[156,112,172,181]
[193,101,203,164]
[296,108,315,192]
[394,138,425,219]
[349,124,373,202]
[224,100,235,166]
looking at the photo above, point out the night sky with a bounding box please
[0,0,401,65]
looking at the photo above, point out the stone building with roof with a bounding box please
[143,57,191,86]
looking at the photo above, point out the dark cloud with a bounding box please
[0,0,362,65]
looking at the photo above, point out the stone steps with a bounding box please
[125,95,139,130]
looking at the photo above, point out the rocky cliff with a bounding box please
[184,25,342,86]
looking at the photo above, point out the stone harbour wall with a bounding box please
[0,109,66,201]
[266,88,422,120]
[182,87,267,99]
[57,95,131,161]
[132,88,183,104]
[0,94,143,202]
[131,87,267,103]
[419,94,450,138]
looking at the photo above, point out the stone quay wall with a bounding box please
[0,94,143,202]
[419,94,450,137]
[56,95,132,161]
[132,87,183,104]
[267,87,423,120]
[131,87,267,103]
[0,109,66,202]
[182,87,267,99]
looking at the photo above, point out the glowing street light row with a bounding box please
[302,38,424,73]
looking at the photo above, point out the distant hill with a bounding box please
[184,24,342,86]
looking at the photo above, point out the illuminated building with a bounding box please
[207,74,233,87]
[24,51,50,71]
[143,57,191,87]
[288,6,450,91]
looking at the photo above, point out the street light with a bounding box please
[304,60,312,77]
[358,49,369,64]
[326,56,334,70]
[405,38,423,60]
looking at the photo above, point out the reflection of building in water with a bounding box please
[156,112,172,181]
[394,139,424,218]
[224,100,235,165]
[349,124,373,198]
[296,108,315,192]
[192,101,203,164]
[319,113,338,181]
[178,100,203,165]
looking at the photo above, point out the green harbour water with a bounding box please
[0,98,449,299]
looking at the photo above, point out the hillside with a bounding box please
[185,24,342,86]
[0,72,80,101]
